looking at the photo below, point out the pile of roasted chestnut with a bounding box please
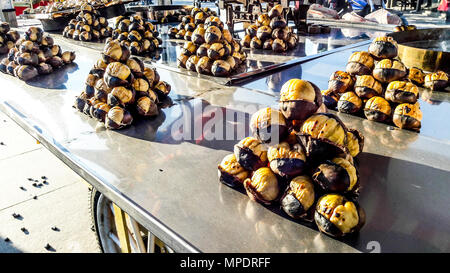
[0,22,20,54]
[218,78,366,238]
[109,15,162,56]
[174,13,247,77]
[240,4,297,53]
[73,40,171,130]
[322,36,427,132]
[0,27,76,81]
[62,4,112,42]
[167,7,217,41]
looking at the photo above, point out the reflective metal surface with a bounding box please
[0,30,449,253]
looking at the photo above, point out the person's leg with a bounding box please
[415,0,423,11]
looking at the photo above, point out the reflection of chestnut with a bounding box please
[279,79,323,121]
[234,137,268,171]
[250,107,288,143]
[268,142,306,178]
[313,157,359,193]
[218,154,249,188]
[385,81,418,104]
[314,194,365,237]
[281,175,315,219]
[244,167,279,205]
[337,92,362,114]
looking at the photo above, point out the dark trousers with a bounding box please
[416,0,432,11]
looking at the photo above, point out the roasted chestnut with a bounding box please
[107,86,135,106]
[74,92,88,112]
[345,51,374,76]
[143,67,159,87]
[211,60,231,77]
[364,96,392,122]
[314,194,365,237]
[136,96,158,117]
[131,77,150,98]
[186,55,200,72]
[196,56,213,75]
[345,129,364,158]
[176,29,186,39]
[154,81,171,100]
[19,40,38,53]
[243,167,279,205]
[424,71,449,91]
[204,26,222,44]
[272,38,286,53]
[191,27,205,45]
[321,89,339,109]
[6,30,20,43]
[194,12,207,25]
[177,54,189,68]
[102,40,130,63]
[337,92,363,114]
[263,39,274,50]
[240,34,251,48]
[129,41,142,55]
[246,24,258,37]
[298,113,348,161]
[15,65,38,81]
[408,67,425,86]
[25,27,43,42]
[393,102,422,131]
[385,81,418,104]
[61,51,76,64]
[0,58,9,73]
[256,14,270,27]
[354,75,383,99]
[372,59,407,83]
[268,142,306,178]
[286,33,297,50]
[17,52,39,66]
[168,27,178,38]
[233,137,268,171]
[6,61,17,75]
[328,71,354,94]
[104,62,133,88]
[205,16,222,29]
[126,57,144,77]
[250,37,262,49]
[0,22,10,34]
[281,175,315,219]
[256,26,272,41]
[250,107,288,143]
[94,78,112,102]
[313,157,359,193]
[37,62,53,75]
[105,106,133,130]
[217,154,249,188]
[207,43,225,61]
[90,102,111,122]
[181,41,197,56]
[268,4,283,18]
[279,79,323,122]
[368,36,398,59]
[270,16,287,29]
[222,29,233,44]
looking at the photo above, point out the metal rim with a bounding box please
[96,194,122,253]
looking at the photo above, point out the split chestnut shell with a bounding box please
[244,167,279,205]
[372,59,407,83]
[250,107,288,143]
[345,51,374,76]
[385,81,418,104]
[281,175,315,219]
[105,106,133,130]
[314,194,365,237]
[267,142,306,178]
[368,36,398,59]
[233,137,268,172]
[337,92,363,114]
[312,157,359,193]
[364,96,392,122]
[393,102,422,131]
[217,154,249,188]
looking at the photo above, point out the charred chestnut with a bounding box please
[136,96,158,117]
[191,27,205,45]
[105,106,133,130]
[328,71,354,94]
[15,65,38,81]
[279,79,323,122]
[233,137,268,171]
[364,96,392,122]
[313,157,359,193]
[186,55,200,72]
[246,24,258,37]
[393,102,422,131]
[268,142,306,178]
[314,194,365,237]
[256,26,272,42]
[298,113,348,161]
[104,62,133,88]
[337,92,363,114]
[281,175,315,219]
[385,81,418,104]
[321,89,339,109]
[90,102,111,122]
[217,154,249,188]
[372,59,407,83]
[61,51,76,64]
[241,34,251,48]
[408,67,425,86]
[250,37,262,49]
[424,71,449,91]
[107,86,135,106]
[211,60,231,77]
[345,129,364,158]
[345,51,374,76]
[250,107,288,143]
[270,16,287,29]
[243,167,279,205]
[354,75,383,99]
[272,38,286,53]
[154,81,171,100]
[368,36,398,59]
[37,63,53,75]
[205,26,222,44]
[268,4,283,18]
[196,56,213,75]
[207,43,225,61]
